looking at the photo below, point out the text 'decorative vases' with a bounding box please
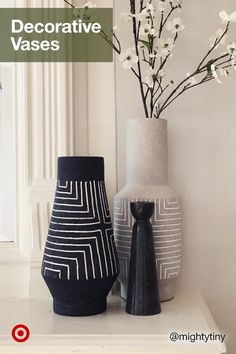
[42,157,119,316]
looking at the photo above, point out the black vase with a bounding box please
[126,202,161,316]
[42,157,119,316]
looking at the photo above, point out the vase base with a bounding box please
[43,276,117,317]
[120,279,177,302]
[159,280,177,302]
[53,299,107,317]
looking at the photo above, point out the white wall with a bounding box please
[115,1,236,353]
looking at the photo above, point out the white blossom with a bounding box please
[209,28,227,48]
[154,100,163,112]
[231,57,236,70]
[138,41,145,50]
[211,64,222,84]
[145,67,165,87]
[83,1,97,8]
[166,17,185,34]
[113,25,120,32]
[161,38,175,56]
[155,0,182,13]
[140,23,156,37]
[218,68,229,77]
[149,53,157,59]
[158,69,165,78]
[186,73,197,85]
[144,3,155,17]
[227,42,236,56]
[151,38,175,58]
[153,38,165,52]
[135,3,155,22]
[171,0,183,8]
[156,0,171,13]
[135,11,148,22]
[145,67,156,87]
[119,48,139,70]
[219,11,236,24]
[121,12,133,22]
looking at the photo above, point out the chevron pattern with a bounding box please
[42,180,119,281]
[114,197,182,282]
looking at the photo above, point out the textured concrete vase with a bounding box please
[114,118,182,302]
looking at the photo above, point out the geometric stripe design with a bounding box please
[42,180,119,281]
[114,197,182,283]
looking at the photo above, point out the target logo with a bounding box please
[11,324,30,343]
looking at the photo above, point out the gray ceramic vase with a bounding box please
[114,118,182,302]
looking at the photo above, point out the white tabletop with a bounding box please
[0,290,227,354]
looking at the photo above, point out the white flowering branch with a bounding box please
[64,1,236,119]
[130,0,149,116]
[63,0,121,54]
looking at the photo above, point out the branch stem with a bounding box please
[130,0,149,117]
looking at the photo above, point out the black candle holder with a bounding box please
[126,202,161,316]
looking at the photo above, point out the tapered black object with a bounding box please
[126,202,161,316]
[42,157,119,316]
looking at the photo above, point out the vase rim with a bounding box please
[145,117,167,120]
[57,156,104,181]
[129,118,167,123]
[58,156,104,160]
[128,118,167,128]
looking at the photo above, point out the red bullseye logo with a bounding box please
[12,324,30,343]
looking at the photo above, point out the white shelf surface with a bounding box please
[0,291,226,354]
